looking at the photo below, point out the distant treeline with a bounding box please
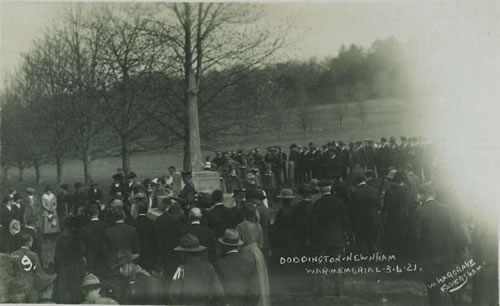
[0,3,412,184]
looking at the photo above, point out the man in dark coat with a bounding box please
[80,205,108,277]
[413,183,461,306]
[169,233,224,306]
[376,138,390,178]
[184,207,217,263]
[71,182,87,217]
[156,205,186,280]
[105,208,140,259]
[207,190,242,238]
[57,184,71,227]
[110,173,125,197]
[215,229,259,306]
[382,171,413,258]
[178,171,197,209]
[87,182,103,206]
[272,188,296,260]
[135,203,158,271]
[311,180,349,296]
[350,175,381,254]
[53,217,86,304]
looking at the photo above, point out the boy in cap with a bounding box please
[81,273,118,304]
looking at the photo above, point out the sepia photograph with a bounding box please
[0,1,499,305]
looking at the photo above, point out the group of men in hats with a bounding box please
[208,136,433,207]
[1,132,496,305]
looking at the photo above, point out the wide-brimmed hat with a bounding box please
[174,233,206,252]
[111,249,140,269]
[276,188,296,199]
[218,229,243,246]
[34,272,57,291]
[81,273,101,288]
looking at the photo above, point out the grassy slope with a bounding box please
[1,98,424,191]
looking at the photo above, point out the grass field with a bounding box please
[1,98,426,193]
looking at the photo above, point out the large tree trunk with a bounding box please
[187,73,203,172]
[121,138,131,175]
[82,150,91,184]
[181,4,202,173]
[55,155,63,184]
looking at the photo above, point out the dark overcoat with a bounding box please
[80,219,109,276]
[215,251,259,306]
[311,194,349,249]
[135,215,159,271]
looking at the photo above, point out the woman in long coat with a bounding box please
[41,186,60,235]
[236,202,270,306]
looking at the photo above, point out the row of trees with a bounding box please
[0,3,284,183]
[0,3,412,184]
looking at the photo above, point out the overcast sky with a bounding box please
[0,0,466,87]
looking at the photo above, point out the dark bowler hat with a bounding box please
[127,172,137,179]
[174,233,206,252]
[112,173,124,180]
[276,188,296,199]
[111,249,140,269]
[298,184,317,196]
[218,229,244,246]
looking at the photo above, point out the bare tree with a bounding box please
[149,3,285,171]
[58,6,111,183]
[20,33,74,184]
[95,5,165,174]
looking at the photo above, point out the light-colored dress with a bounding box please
[41,192,60,234]
[236,220,270,306]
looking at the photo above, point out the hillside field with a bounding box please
[1,98,425,192]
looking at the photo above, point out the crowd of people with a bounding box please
[0,136,497,306]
